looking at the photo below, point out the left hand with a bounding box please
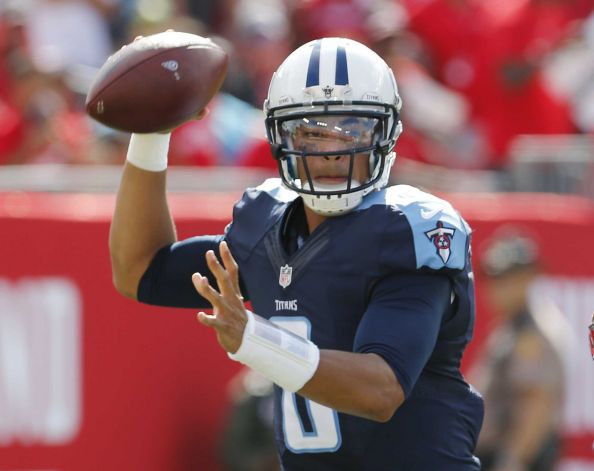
[192,241,247,353]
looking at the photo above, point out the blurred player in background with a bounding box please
[219,368,279,471]
[109,37,483,470]
[471,229,567,471]
[590,313,594,360]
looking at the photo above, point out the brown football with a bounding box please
[85,31,228,133]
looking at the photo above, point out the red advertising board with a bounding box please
[0,191,592,471]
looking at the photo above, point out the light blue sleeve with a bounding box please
[360,185,471,271]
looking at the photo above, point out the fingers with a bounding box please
[219,241,242,296]
[192,272,221,306]
[205,250,231,295]
[205,242,242,298]
[197,311,216,327]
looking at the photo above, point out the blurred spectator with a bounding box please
[127,4,208,40]
[0,5,28,96]
[168,91,275,168]
[470,228,568,471]
[464,0,579,164]
[379,29,492,168]
[589,314,594,360]
[99,0,136,46]
[0,59,117,165]
[219,368,279,471]
[223,0,293,108]
[24,0,114,71]
[9,67,97,164]
[544,11,594,135]
[0,0,128,164]
[183,0,226,34]
[290,0,409,46]
[0,6,27,163]
[291,0,372,45]
[405,0,587,168]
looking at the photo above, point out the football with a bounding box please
[85,31,228,133]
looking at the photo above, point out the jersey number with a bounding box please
[271,317,342,453]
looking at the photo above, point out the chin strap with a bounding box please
[300,181,366,216]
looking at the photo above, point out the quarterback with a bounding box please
[110,38,484,470]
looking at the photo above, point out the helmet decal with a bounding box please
[306,40,322,87]
[335,45,348,85]
[322,85,334,98]
[305,40,349,88]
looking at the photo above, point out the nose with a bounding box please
[323,154,346,161]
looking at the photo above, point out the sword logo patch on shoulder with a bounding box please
[425,221,455,264]
[279,264,293,288]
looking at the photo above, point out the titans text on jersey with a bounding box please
[275,299,298,311]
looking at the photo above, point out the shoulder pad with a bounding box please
[226,179,296,260]
[359,185,471,271]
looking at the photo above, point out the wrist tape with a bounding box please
[126,133,171,171]
[228,311,320,392]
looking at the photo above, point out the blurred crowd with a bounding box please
[0,0,593,175]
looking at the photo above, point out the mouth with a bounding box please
[314,176,348,185]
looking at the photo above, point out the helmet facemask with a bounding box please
[266,101,400,216]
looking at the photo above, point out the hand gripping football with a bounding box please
[85,31,228,133]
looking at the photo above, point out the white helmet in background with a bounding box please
[264,37,403,216]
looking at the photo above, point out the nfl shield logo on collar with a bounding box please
[279,264,293,288]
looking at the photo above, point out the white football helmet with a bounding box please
[264,37,403,216]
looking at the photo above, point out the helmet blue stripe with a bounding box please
[335,45,348,85]
[305,40,322,87]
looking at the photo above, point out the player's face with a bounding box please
[281,115,377,188]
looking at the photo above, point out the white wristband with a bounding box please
[126,133,171,172]
[228,311,320,392]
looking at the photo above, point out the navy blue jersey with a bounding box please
[139,179,483,470]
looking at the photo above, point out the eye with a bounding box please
[304,130,324,139]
